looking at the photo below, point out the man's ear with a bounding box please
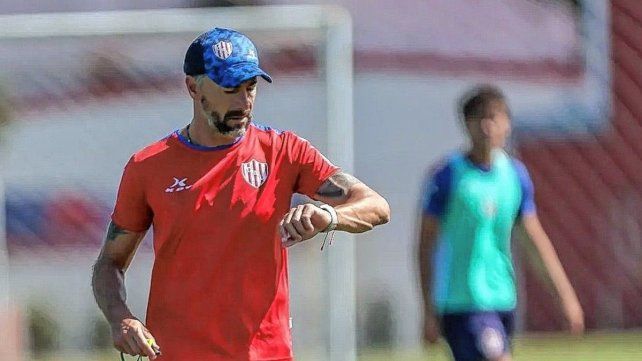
[185,76,200,100]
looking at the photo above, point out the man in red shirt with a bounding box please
[91,28,390,361]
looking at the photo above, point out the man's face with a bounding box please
[466,109,512,148]
[196,76,258,138]
[484,110,512,148]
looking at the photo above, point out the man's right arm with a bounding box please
[91,221,159,359]
[418,215,440,344]
[417,163,449,345]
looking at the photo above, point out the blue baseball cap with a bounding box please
[183,28,272,88]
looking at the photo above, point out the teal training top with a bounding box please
[423,149,535,313]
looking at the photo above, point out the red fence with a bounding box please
[518,0,642,331]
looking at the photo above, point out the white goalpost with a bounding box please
[0,5,354,361]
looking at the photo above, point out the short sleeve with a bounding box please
[288,133,340,197]
[111,156,153,232]
[513,159,536,217]
[422,162,452,218]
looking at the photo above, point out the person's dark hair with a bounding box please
[459,85,508,123]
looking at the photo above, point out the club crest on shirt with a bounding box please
[483,198,497,217]
[241,159,269,188]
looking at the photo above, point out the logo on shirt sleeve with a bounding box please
[241,159,269,188]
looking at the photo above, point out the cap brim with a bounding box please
[208,62,272,88]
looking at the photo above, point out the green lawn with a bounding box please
[359,332,642,361]
[32,332,642,361]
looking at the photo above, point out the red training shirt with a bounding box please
[111,123,339,360]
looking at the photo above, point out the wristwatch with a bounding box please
[318,203,338,233]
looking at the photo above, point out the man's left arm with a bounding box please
[280,171,390,247]
[517,213,585,334]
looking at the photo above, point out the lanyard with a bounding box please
[120,353,143,361]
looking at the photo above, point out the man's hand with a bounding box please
[112,317,160,359]
[562,298,585,335]
[422,313,441,345]
[279,203,331,247]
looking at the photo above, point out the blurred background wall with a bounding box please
[0,0,640,359]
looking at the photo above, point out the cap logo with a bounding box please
[213,41,233,60]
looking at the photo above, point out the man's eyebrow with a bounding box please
[223,80,257,92]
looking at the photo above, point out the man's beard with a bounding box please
[205,110,251,138]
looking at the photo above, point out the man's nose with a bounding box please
[232,91,252,109]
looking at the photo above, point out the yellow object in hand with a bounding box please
[147,338,161,355]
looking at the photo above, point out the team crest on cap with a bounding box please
[241,159,269,188]
[213,41,233,60]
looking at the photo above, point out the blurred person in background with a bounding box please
[91,28,390,361]
[417,85,584,361]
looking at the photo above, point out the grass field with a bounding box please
[32,332,642,361]
[359,332,642,361]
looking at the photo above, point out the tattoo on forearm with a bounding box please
[317,172,361,198]
[106,222,128,242]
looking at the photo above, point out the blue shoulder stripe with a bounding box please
[251,122,282,134]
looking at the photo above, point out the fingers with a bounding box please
[564,303,585,335]
[123,331,143,356]
[423,315,441,344]
[113,318,160,359]
[283,208,303,243]
[428,333,440,344]
[279,204,322,247]
[142,330,162,355]
[293,205,315,233]
[287,205,315,239]
[113,327,136,356]
[300,206,315,232]
[569,318,585,335]
[424,326,440,344]
[114,340,135,356]
[282,238,299,248]
[280,209,302,244]
[133,328,158,359]
[290,206,308,235]
[572,324,584,335]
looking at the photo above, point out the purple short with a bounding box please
[441,311,515,361]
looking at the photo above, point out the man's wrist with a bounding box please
[318,203,338,232]
[108,309,135,328]
[423,302,437,316]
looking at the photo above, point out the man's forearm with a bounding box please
[418,246,434,313]
[92,258,133,326]
[418,217,439,315]
[419,237,439,315]
[520,216,579,305]
[315,172,390,233]
[532,234,578,304]
[334,192,390,233]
